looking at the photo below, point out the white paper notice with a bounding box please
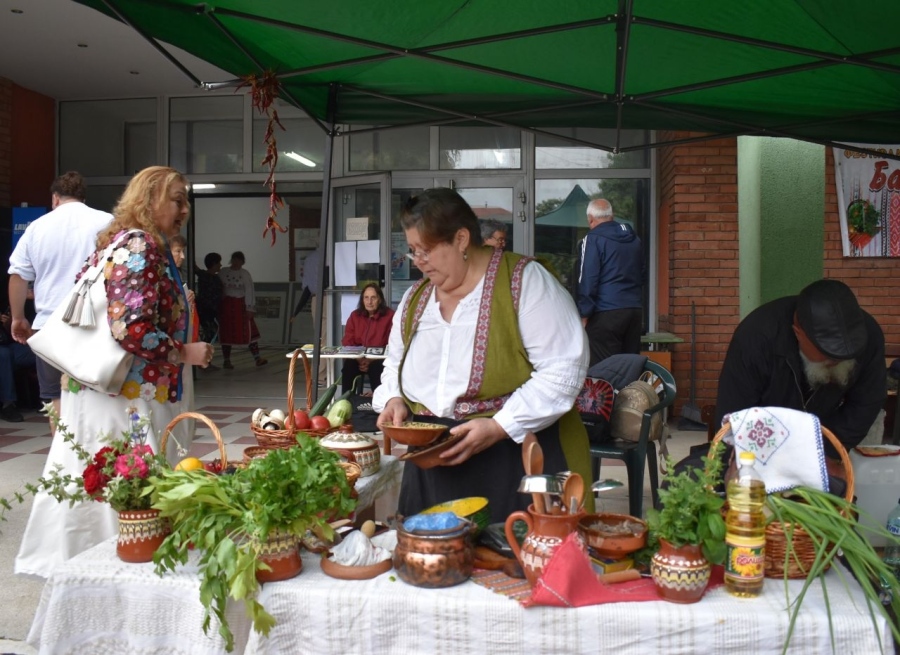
[341,294,358,325]
[334,242,357,287]
[345,217,369,241]
[357,240,380,264]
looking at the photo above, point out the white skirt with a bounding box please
[14,387,188,579]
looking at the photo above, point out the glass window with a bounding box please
[535,128,649,169]
[389,187,427,307]
[169,96,243,174]
[349,126,430,171]
[439,126,521,170]
[84,185,127,214]
[534,178,649,296]
[59,99,157,177]
[252,100,325,172]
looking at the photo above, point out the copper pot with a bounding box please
[393,520,476,588]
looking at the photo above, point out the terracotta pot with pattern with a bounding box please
[504,504,585,587]
[117,509,170,563]
[650,538,711,604]
[255,529,303,583]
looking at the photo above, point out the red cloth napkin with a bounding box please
[522,533,724,608]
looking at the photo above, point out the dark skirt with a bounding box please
[218,296,260,346]
[397,417,566,524]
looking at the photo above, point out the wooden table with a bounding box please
[29,542,891,654]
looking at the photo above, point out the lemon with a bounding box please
[175,456,204,472]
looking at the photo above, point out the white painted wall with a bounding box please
[193,197,289,282]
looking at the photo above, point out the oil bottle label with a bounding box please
[725,538,765,581]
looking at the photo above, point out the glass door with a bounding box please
[448,177,526,255]
[327,173,391,346]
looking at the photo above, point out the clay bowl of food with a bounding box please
[381,421,448,447]
[577,513,648,560]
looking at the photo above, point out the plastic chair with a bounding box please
[588,359,677,519]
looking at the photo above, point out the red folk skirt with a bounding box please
[218,296,261,345]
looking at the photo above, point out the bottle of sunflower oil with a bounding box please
[724,451,766,597]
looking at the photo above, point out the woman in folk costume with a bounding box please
[218,251,267,369]
[15,166,215,577]
[374,188,592,523]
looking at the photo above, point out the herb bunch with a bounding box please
[647,441,727,564]
[150,434,357,652]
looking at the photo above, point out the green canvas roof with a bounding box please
[76,0,900,151]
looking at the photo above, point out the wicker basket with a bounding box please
[252,348,336,449]
[160,411,229,470]
[712,422,854,579]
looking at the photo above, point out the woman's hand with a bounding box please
[376,397,409,430]
[180,342,215,368]
[441,418,508,466]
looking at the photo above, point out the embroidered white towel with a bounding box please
[723,407,829,494]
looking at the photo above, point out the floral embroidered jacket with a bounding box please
[69,229,188,403]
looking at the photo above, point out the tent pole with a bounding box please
[311,84,340,404]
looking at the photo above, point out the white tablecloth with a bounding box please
[30,535,892,655]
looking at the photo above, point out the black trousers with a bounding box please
[585,307,643,367]
[341,358,384,395]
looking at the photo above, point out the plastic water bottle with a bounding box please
[883,500,900,576]
[725,451,766,597]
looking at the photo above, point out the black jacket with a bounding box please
[716,295,886,452]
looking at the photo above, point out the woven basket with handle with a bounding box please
[252,348,336,449]
[712,422,854,579]
[160,412,229,470]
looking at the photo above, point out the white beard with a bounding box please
[800,352,855,390]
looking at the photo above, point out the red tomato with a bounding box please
[310,415,331,431]
[292,409,312,430]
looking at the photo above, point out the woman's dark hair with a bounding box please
[356,283,389,316]
[400,188,483,248]
[230,251,245,264]
[204,252,222,269]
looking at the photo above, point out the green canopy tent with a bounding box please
[73,0,900,394]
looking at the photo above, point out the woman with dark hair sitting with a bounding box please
[341,283,394,395]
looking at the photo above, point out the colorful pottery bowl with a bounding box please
[381,421,448,447]
[577,513,648,560]
[421,497,491,536]
[399,432,463,469]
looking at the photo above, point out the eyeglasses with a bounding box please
[406,248,432,263]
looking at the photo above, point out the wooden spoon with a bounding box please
[521,433,545,513]
[563,472,584,514]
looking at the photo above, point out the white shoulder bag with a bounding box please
[28,234,136,394]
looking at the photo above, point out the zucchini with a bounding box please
[310,374,342,416]
[338,376,362,401]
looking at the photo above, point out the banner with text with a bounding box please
[833,144,900,257]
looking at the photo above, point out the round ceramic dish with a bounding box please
[577,513,648,560]
[320,555,392,580]
[421,497,491,536]
[381,421,448,447]
[399,432,464,469]
[319,431,381,477]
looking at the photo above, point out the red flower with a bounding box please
[94,446,118,466]
[82,463,110,499]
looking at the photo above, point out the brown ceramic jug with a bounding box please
[504,504,585,586]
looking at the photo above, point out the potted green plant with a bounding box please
[149,434,357,652]
[646,441,726,603]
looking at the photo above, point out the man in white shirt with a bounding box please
[8,171,112,429]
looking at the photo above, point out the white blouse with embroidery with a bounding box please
[372,261,588,443]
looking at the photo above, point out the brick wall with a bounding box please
[658,133,740,415]
[0,78,11,208]
[659,136,900,417]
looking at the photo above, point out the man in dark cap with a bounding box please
[716,279,886,453]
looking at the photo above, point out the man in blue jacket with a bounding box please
[576,198,645,366]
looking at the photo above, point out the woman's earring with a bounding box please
[463,248,468,262]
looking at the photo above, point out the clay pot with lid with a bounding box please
[319,425,381,477]
[393,520,476,588]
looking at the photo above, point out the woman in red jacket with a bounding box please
[342,283,394,395]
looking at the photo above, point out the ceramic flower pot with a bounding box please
[117,509,170,563]
[650,538,711,604]
[255,529,303,583]
[505,504,585,587]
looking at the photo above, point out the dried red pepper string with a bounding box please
[238,71,287,244]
